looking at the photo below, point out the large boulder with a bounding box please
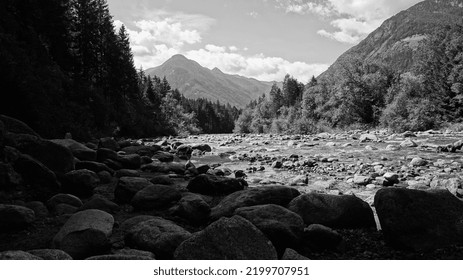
[0,204,35,231]
[374,188,463,251]
[7,133,74,174]
[51,139,97,161]
[234,204,304,253]
[211,185,300,220]
[125,217,191,259]
[61,169,100,198]
[131,185,182,210]
[52,209,114,259]
[187,174,247,196]
[172,193,211,225]
[0,115,39,137]
[288,193,375,229]
[174,215,278,260]
[12,153,60,201]
[115,177,154,204]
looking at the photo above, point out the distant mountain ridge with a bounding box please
[146,54,274,108]
[319,0,463,79]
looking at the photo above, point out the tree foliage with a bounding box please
[234,24,463,134]
[0,0,239,139]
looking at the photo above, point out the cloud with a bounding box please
[284,2,334,16]
[205,44,226,53]
[141,9,215,32]
[274,0,422,44]
[317,17,383,44]
[186,46,328,82]
[129,19,202,49]
[118,10,328,81]
[117,11,214,68]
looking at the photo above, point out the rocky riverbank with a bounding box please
[1,114,463,260]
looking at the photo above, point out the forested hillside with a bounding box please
[234,0,463,134]
[0,0,238,140]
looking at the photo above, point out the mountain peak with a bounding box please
[212,67,223,74]
[145,57,273,108]
[319,0,463,79]
[169,54,188,61]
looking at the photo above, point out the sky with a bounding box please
[106,0,423,82]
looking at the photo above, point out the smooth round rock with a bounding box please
[52,209,114,259]
[288,193,376,229]
[125,217,191,259]
[174,215,278,260]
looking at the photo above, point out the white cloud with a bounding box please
[118,10,328,81]
[114,19,124,31]
[141,10,215,32]
[118,11,214,68]
[130,19,201,49]
[205,44,226,53]
[274,0,422,44]
[284,2,334,16]
[317,17,383,44]
[186,46,328,82]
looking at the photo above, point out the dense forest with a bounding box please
[234,24,463,134]
[0,0,238,140]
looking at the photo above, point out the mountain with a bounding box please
[319,0,463,79]
[146,54,274,108]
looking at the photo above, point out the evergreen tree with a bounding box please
[269,83,284,117]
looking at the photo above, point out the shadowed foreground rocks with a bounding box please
[375,188,463,251]
[2,115,463,259]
